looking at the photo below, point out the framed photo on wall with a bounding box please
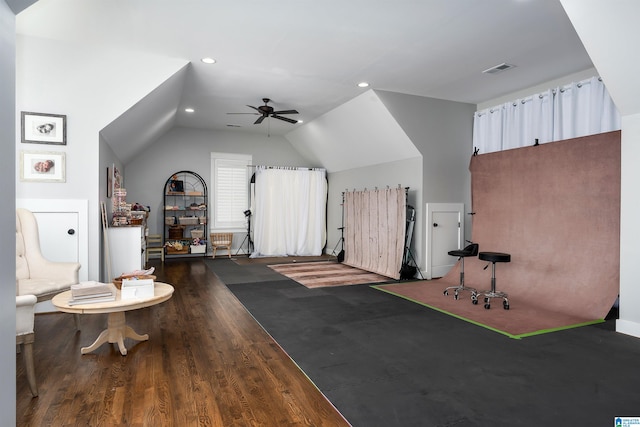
[21,111,67,145]
[20,151,66,182]
[107,165,113,198]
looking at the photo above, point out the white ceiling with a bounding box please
[14,0,594,162]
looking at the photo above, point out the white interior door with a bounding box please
[16,199,89,281]
[425,203,464,279]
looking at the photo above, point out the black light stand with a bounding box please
[331,227,345,262]
[400,201,424,280]
[236,209,254,257]
[331,192,345,262]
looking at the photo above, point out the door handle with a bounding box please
[67,229,75,235]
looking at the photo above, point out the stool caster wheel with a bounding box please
[472,299,478,305]
[454,291,459,300]
[443,290,449,296]
[484,303,491,309]
[503,301,509,310]
[484,297,489,304]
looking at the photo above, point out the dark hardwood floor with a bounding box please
[16,259,350,426]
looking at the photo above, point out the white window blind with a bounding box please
[211,153,251,230]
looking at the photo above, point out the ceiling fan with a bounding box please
[228,98,299,125]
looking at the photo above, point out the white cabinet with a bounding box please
[107,226,146,279]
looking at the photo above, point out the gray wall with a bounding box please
[124,126,313,253]
[1,0,16,422]
[375,91,476,272]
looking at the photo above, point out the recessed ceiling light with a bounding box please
[201,57,216,64]
[185,108,195,113]
[297,120,304,124]
[357,82,369,88]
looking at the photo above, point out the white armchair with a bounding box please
[16,208,81,307]
[16,294,38,397]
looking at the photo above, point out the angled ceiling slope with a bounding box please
[101,65,189,164]
[6,0,37,14]
[285,90,420,173]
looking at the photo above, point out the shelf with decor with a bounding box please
[163,171,208,258]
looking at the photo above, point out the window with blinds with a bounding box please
[210,153,251,230]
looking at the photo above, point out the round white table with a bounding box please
[52,282,174,356]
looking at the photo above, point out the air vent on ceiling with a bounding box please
[482,63,516,75]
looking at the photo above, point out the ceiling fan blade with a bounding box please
[247,105,261,112]
[227,112,259,115]
[254,116,266,125]
[271,114,298,124]
[272,109,299,115]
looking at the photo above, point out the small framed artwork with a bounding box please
[20,151,66,182]
[107,165,113,198]
[21,111,67,145]
[169,180,184,193]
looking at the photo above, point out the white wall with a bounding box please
[559,0,640,339]
[286,90,421,173]
[618,113,640,337]
[1,1,16,422]
[16,35,188,280]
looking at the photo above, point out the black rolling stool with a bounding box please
[443,243,479,301]
[476,252,511,310]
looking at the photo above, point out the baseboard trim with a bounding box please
[616,319,640,339]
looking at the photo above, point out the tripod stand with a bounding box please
[331,227,345,262]
[235,212,254,257]
[331,192,346,262]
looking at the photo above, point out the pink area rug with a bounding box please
[373,280,604,339]
[269,261,392,288]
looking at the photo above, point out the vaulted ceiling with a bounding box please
[14,0,594,165]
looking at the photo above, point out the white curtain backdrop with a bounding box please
[474,77,620,154]
[251,166,327,257]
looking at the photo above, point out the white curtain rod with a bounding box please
[476,76,603,116]
[344,185,409,192]
[248,165,325,171]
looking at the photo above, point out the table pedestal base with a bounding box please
[81,311,148,356]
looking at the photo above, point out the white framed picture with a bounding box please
[20,151,66,182]
[21,111,67,145]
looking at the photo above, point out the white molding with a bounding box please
[616,319,640,339]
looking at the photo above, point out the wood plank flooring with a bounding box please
[16,259,350,426]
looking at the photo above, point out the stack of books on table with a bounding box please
[68,281,117,306]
